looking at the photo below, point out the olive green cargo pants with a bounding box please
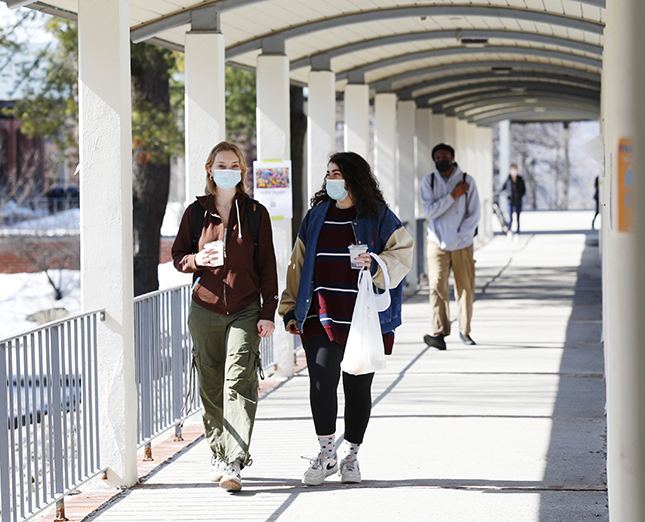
[188,301,261,467]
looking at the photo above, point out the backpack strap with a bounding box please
[460,172,478,237]
[190,199,205,254]
[430,173,434,191]
[246,197,261,275]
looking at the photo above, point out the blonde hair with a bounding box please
[204,141,248,195]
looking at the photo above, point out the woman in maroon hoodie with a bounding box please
[172,141,278,492]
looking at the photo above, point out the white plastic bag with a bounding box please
[369,252,391,312]
[341,267,387,376]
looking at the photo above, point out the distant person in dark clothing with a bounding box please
[502,164,526,235]
[592,176,599,229]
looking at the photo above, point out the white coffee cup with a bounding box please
[348,244,368,269]
[205,240,224,267]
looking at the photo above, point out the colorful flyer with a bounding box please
[252,160,292,219]
[617,137,633,233]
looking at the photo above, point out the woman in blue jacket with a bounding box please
[279,152,413,486]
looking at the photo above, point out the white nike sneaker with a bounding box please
[302,451,338,486]
[339,456,361,483]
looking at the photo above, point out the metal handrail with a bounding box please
[0,310,104,522]
[132,284,275,448]
[1,284,278,522]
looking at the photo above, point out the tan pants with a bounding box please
[427,242,475,337]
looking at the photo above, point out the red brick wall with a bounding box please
[0,235,177,274]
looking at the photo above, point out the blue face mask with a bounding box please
[211,169,241,191]
[326,178,349,201]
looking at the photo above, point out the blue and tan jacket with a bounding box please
[278,200,414,334]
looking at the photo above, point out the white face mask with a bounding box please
[326,178,349,201]
[211,169,241,191]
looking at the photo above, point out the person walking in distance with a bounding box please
[419,143,481,350]
[592,176,600,230]
[502,164,526,238]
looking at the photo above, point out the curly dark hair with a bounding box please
[310,152,387,216]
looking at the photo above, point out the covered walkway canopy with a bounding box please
[7,1,645,521]
[13,0,603,125]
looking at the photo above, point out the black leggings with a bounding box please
[303,336,375,444]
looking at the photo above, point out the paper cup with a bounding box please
[205,240,224,267]
[348,244,368,269]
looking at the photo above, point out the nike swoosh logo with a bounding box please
[326,463,336,470]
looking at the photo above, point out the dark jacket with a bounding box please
[503,175,526,206]
[172,192,279,321]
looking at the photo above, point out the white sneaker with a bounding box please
[302,451,338,486]
[220,460,242,492]
[339,457,361,484]
[209,458,227,482]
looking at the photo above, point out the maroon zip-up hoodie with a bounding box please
[172,192,279,321]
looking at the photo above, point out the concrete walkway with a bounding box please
[85,210,607,522]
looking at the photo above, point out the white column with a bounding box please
[415,107,432,279]
[78,0,137,487]
[430,112,445,149]
[603,0,645,520]
[416,107,433,188]
[466,123,477,178]
[476,126,494,241]
[397,99,417,287]
[374,92,398,209]
[307,70,336,202]
[256,52,294,377]
[184,32,226,204]
[444,116,458,147]
[344,83,370,158]
[455,119,470,172]
[498,119,511,192]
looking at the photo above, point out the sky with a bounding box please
[0,4,54,99]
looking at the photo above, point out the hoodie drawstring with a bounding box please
[235,199,242,239]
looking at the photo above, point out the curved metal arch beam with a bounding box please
[473,107,599,126]
[445,92,599,114]
[290,29,602,71]
[373,60,601,92]
[430,79,600,103]
[419,82,600,111]
[424,80,600,103]
[438,89,600,114]
[456,98,599,119]
[225,6,604,60]
[401,71,600,101]
[131,0,270,43]
[470,102,599,121]
[336,45,600,83]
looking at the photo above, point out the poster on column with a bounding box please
[617,138,633,233]
[253,160,292,219]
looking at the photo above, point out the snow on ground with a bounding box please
[1,201,189,340]
[6,208,81,235]
[0,262,191,341]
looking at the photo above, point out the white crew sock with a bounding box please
[317,435,336,459]
[342,440,360,461]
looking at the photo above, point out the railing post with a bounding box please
[140,302,152,454]
[171,290,184,441]
[55,497,69,521]
[50,328,65,498]
[0,342,11,522]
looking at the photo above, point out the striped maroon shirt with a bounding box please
[302,204,394,354]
